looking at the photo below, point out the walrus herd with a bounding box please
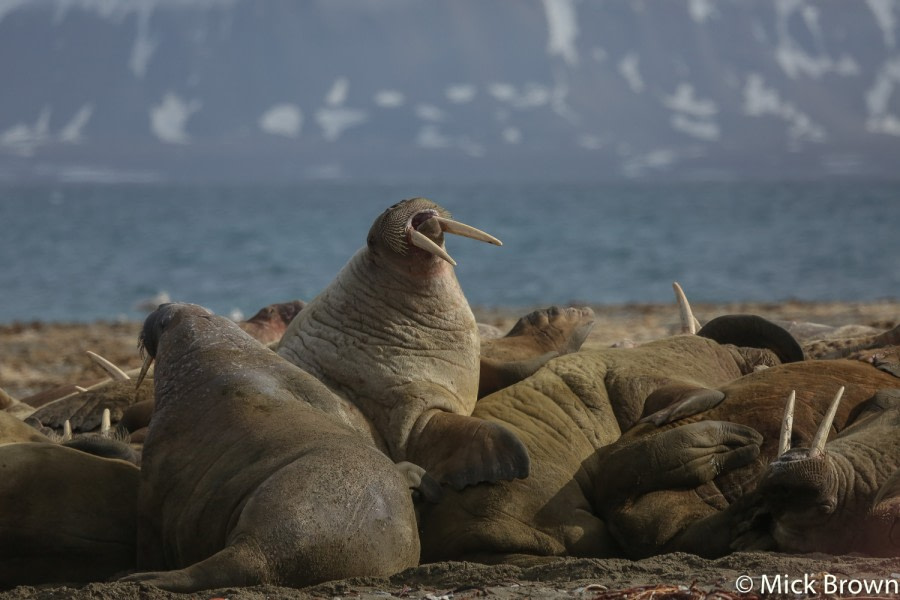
[1,198,898,591]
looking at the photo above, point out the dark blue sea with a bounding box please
[1,181,898,323]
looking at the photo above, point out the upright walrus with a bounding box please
[120,303,419,592]
[278,198,529,490]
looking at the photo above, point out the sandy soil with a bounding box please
[1,300,899,599]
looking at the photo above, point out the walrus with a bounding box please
[121,303,419,592]
[238,299,305,346]
[277,197,529,490]
[417,331,780,564]
[737,387,900,556]
[0,411,139,586]
[21,299,306,436]
[596,358,900,558]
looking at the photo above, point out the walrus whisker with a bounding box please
[434,216,502,246]
[672,281,700,335]
[100,408,111,437]
[410,229,457,266]
[86,350,131,382]
[62,420,72,442]
[810,386,844,457]
[136,354,154,390]
[777,390,796,457]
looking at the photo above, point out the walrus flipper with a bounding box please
[120,543,264,592]
[639,385,726,426]
[407,410,530,491]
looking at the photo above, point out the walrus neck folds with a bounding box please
[276,198,526,491]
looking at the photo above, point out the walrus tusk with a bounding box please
[86,350,131,381]
[673,282,700,335]
[434,217,503,246]
[62,420,72,441]
[810,386,844,457]
[136,354,154,390]
[74,386,89,393]
[777,390,796,457]
[410,229,458,266]
[100,408,111,437]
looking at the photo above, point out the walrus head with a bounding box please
[136,303,214,387]
[366,197,501,267]
[757,388,844,538]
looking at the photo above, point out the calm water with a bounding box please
[1,181,898,323]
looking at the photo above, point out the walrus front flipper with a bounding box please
[639,385,726,426]
[478,352,558,398]
[120,543,264,592]
[407,410,530,491]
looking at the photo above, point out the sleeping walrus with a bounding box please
[121,303,419,592]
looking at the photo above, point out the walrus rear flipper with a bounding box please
[120,543,266,592]
[407,410,530,491]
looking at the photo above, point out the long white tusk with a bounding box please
[136,354,154,390]
[63,420,72,441]
[410,229,457,266]
[673,282,700,335]
[74,386,88,393]
[810,386,844,457]
[434,217,502,246]
[86,351,130,381]
[100,408,111,437]
[777,390,796,457]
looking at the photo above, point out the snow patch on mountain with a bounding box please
[688,0,717,24]
[129,5,157,78]
[618,54,644,93]
[325,77,350,106]
[671,114,720,141]
[662,84,717,118]
[415,104,446,122]
[446,85,476,104]
[866,0,897,48]
[259,104,302,138]
[150,92,201,144]
[866,57,900,135]
[0,107,51,156]
[743,73,826,143]
[374,90,405,108]
[542,0,578,65]
[59,104,93,142]
[502,126,522,144]
[315,107,367,142]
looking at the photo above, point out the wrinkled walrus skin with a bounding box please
[743,388,900,556]
[418,334,767,564]
[0,440,139,587]
[121,303,419,592]
[598,359,900,558]
[278,198,529,490]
